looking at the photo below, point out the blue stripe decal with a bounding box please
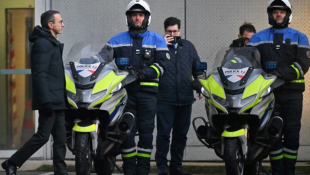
[226,75,232,78]
[77,70,83,73]
[109,95,126,121]
[260,100,274,125]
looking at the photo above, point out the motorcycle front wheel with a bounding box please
[75,132,92,175]
[224,138,244,175]
[94,156,115,175]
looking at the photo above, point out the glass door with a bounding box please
[0,8,45,158]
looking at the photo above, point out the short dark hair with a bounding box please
[239,22,256,35]
[164,17,181,30]
[41,10,60,29]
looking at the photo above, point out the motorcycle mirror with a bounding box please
[116,57,130,70]
[265,61,278,71]
[196,62,207,71]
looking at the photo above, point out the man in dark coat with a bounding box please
[1,10,69,175]
[155,17,203,175]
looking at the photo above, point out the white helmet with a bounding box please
[125,0,151,29]
[267,0,292,27]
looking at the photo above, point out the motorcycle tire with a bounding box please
[75,133,92,175]
[244,161,260,175]
[224,138,244,175]
[94,156,115,175]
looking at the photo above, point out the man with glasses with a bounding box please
[1,10,68,175]
[155,17,203,175]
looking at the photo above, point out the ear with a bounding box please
[48,22,53,30]
[238,34,241,38]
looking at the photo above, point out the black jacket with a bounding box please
[157,39,203,105]
[29,26,68,110]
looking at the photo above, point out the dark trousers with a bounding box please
[269,92,302,175]
[9,110,67,175]
[121,91,157,175]
[155,103,192,171]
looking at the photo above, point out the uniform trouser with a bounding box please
[269,92,303,175]
[121,91,157,175]
[155,103,192,171]
[9,110,67,175]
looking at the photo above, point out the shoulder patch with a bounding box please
[307,51,310,58]
[166,53,170,60]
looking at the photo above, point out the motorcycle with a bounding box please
[64,43,136,175]
[192,47,284,175]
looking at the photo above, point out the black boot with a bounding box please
[169,167,192,175]
[158,167,168,175]
[1,160,17,175]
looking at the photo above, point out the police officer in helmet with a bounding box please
[247,0,310,174]
[105,0,169,174]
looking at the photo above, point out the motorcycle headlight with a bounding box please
[260,87,271,98]
[111,83,122,94]
[90,90,107,101]
[212,94,227,106]
[67,91,78,101]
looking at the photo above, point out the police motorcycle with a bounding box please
[192,47,284,175]
[64,43,136,175]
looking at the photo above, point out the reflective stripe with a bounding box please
[291,65,300,79]
[293,62,304,77]
[153,63,164,75]
[270,149,283,155]
[121,147,136,153]
[140,82,158,86]
[150,65,160,78]
[106,43,132,48]
[283,147,298,154]
[247,41,273,46]
[122,152,137,158]
[137,153,151,158]
[142,45,156,49]
[156,48,169,51]
[270,154,283,160]
[284,154,297,159]
[137,147,152,153]
[287,80,305,83]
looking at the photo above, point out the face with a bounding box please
[238,30,255,45]
[272,9,287,24]
[131,13,145,27]
[165,24,180,37]
[48,13,65,35]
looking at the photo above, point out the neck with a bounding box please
[50,29,58,40]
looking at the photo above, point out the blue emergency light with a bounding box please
[265,61,278,71]
[116,57,129,69]
[196,62,207,71]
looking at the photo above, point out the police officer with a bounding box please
[105,0,169,174]
[247,0,310,174]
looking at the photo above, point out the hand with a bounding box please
[164,34,174,45]
[196,93,203,100]
[127,66,145,80]
[269,70,282,78]
[232,38,246,47]
[42,102,54,117]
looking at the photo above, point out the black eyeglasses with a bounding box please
[165,30,179,34]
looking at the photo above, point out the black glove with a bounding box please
[232,37,246,47]
[127,66,145,80]
[42,102,54,117]
[190,79,202,93]
[269,70,282,78]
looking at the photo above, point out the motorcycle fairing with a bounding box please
[88,70,126,108]
[221,128,247,155]
[72,122,98,151]
[239,75,275,113]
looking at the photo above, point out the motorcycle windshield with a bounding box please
[64,43,113,65]
[209,47,261,74]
